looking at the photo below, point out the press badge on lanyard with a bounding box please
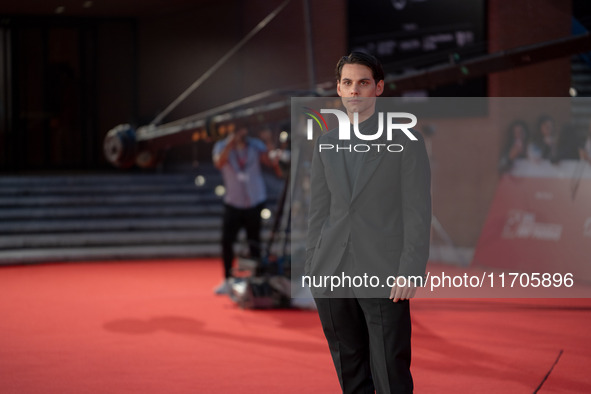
[235,149,249,182]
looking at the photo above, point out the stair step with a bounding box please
[0,217,222,234]
[0,204,223,220]
[0,170,219,185]
[571,60,591,72]
[0,193,222,208]
[0,244,222,265]
[0,183,218,196]
[0,229,273,249]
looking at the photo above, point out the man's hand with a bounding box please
[213,134,236,169]
[389,279,417,303]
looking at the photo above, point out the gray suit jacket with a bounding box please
[305,118,431,295]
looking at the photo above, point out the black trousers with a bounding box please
[221,202,264,278]
[314,297,413,394]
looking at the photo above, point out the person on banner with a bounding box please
[498,120,529,174]
[528,115,558,163]
[305,52,431,393]
[212,124,279,295]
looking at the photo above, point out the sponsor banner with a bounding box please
[473,160,591,283]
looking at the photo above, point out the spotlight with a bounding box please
[194,175,206,187]
[279,131,289,143]
[214,185,226,196]
[261,208,272,220]
[569,87,578,97]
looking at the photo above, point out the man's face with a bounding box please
[337,63,384,117]
[234,127,248,141]
[540,120,554,137]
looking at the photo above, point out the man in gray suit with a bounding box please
[305,52,431,393]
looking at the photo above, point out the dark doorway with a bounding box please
[0,17,136,172]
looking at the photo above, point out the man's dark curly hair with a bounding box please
[335,51,384,83]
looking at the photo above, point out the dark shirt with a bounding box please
[343,112,380,190]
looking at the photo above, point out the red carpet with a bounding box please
[0,259,589,393]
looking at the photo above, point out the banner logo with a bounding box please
[502,210,562,241]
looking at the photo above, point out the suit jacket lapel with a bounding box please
[326,132,353,199]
